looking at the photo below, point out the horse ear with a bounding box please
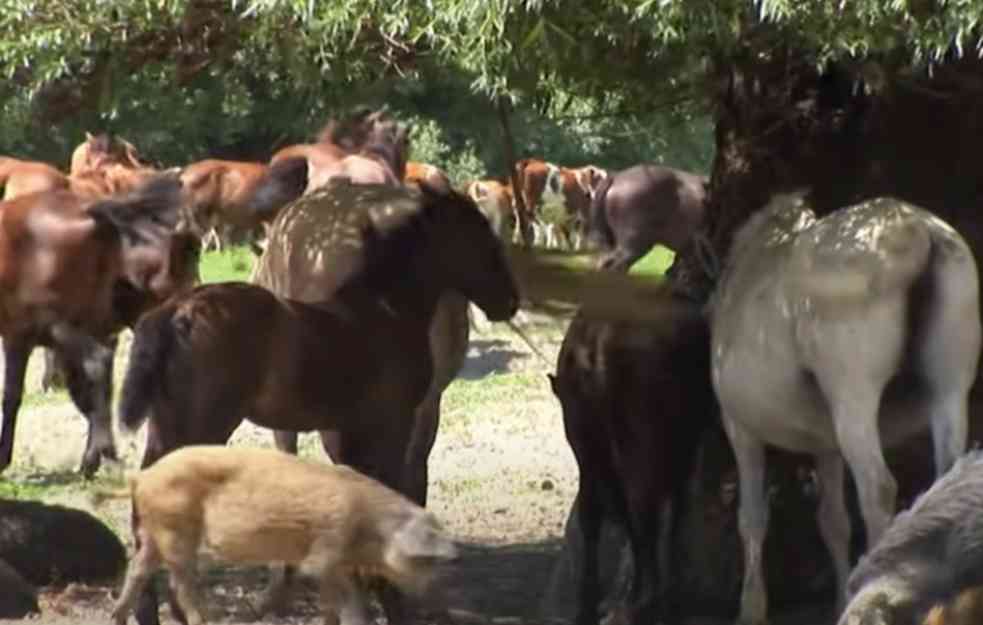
[546,373,559,394]
[120,140,142,168]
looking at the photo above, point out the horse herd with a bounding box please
[1,106,982,625]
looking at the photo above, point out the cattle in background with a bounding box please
[515,158,607,249]
[588,163,707,271]
[549,290,716,625]
[466,178,516,242]
[405,161,453,194]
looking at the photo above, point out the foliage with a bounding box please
[1,1,978,176]
[198,245,256,284]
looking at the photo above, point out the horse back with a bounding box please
[555,306,713,496]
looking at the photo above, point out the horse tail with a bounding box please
[587,174,616,249]
[244,157,308,219]
[119,305,180,432]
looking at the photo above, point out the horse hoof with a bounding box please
[79,455,101,479]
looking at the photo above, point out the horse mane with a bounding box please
[314,107,377,148]
[723,189,816,271]
[87,173,184,239]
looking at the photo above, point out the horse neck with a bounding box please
[346,244,447,326]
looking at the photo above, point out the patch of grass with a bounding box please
[630,245,675,277]
[199,245,256,284]
[442,371,550,434]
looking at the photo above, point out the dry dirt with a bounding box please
[0,313,835,625]
[0,314,583,625]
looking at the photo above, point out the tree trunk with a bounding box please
[497,96,534,246]
[665,49,983,612]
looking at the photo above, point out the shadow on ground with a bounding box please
[460,340,528,380]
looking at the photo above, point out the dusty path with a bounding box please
[0,314,835,625]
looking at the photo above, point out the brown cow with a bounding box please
[106,445,459,625]
[515,159,607,248]
[405,161,452,194]
[466,178,516,242]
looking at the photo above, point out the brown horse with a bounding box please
[70,132,144,175]
[588,163,707,271]
[0,157,68,200]
[0,174,200,476]
[178,159,273,251]
[270,109,410,193]
[118,180,518,625]
[550,300,715,625]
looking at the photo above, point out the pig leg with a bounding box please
[112,535,163,625]
[161,533,206,625]
[262,429,343,616]
[319,574,371,625]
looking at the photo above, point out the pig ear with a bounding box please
[392,513,458,561]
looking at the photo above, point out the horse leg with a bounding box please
[0,338,31,473]
[721,416,769,625]
[405,393,441,506]
[52,325,117,476]
[40,347,67,392]
[272,429,299,454]
[571,486,604,625]
[832,390,896,559]
[814,452,851,615]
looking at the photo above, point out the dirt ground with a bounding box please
[0,313,835,625]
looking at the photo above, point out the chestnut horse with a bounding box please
[0,174,200,476]
[178,159,272,251]
[118,179,518,625]
[270,109,410,193]
[70,132,144,176]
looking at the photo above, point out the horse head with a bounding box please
[413,182,519,322]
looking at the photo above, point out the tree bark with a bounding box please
[497,96,534,246]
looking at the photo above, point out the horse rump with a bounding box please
[118,305,182,432]
[586,173,615,249]
[244,156,309,218]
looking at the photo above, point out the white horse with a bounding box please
[710,192,982,625]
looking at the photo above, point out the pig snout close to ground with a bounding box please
[837,449,983,625]
[109,445,459,625]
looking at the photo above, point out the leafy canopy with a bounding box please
[2,0,981,102]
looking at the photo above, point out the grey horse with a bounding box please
[710,193,981,625]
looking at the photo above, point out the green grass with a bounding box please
[630,245,675,277]
[198,245,256,284]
